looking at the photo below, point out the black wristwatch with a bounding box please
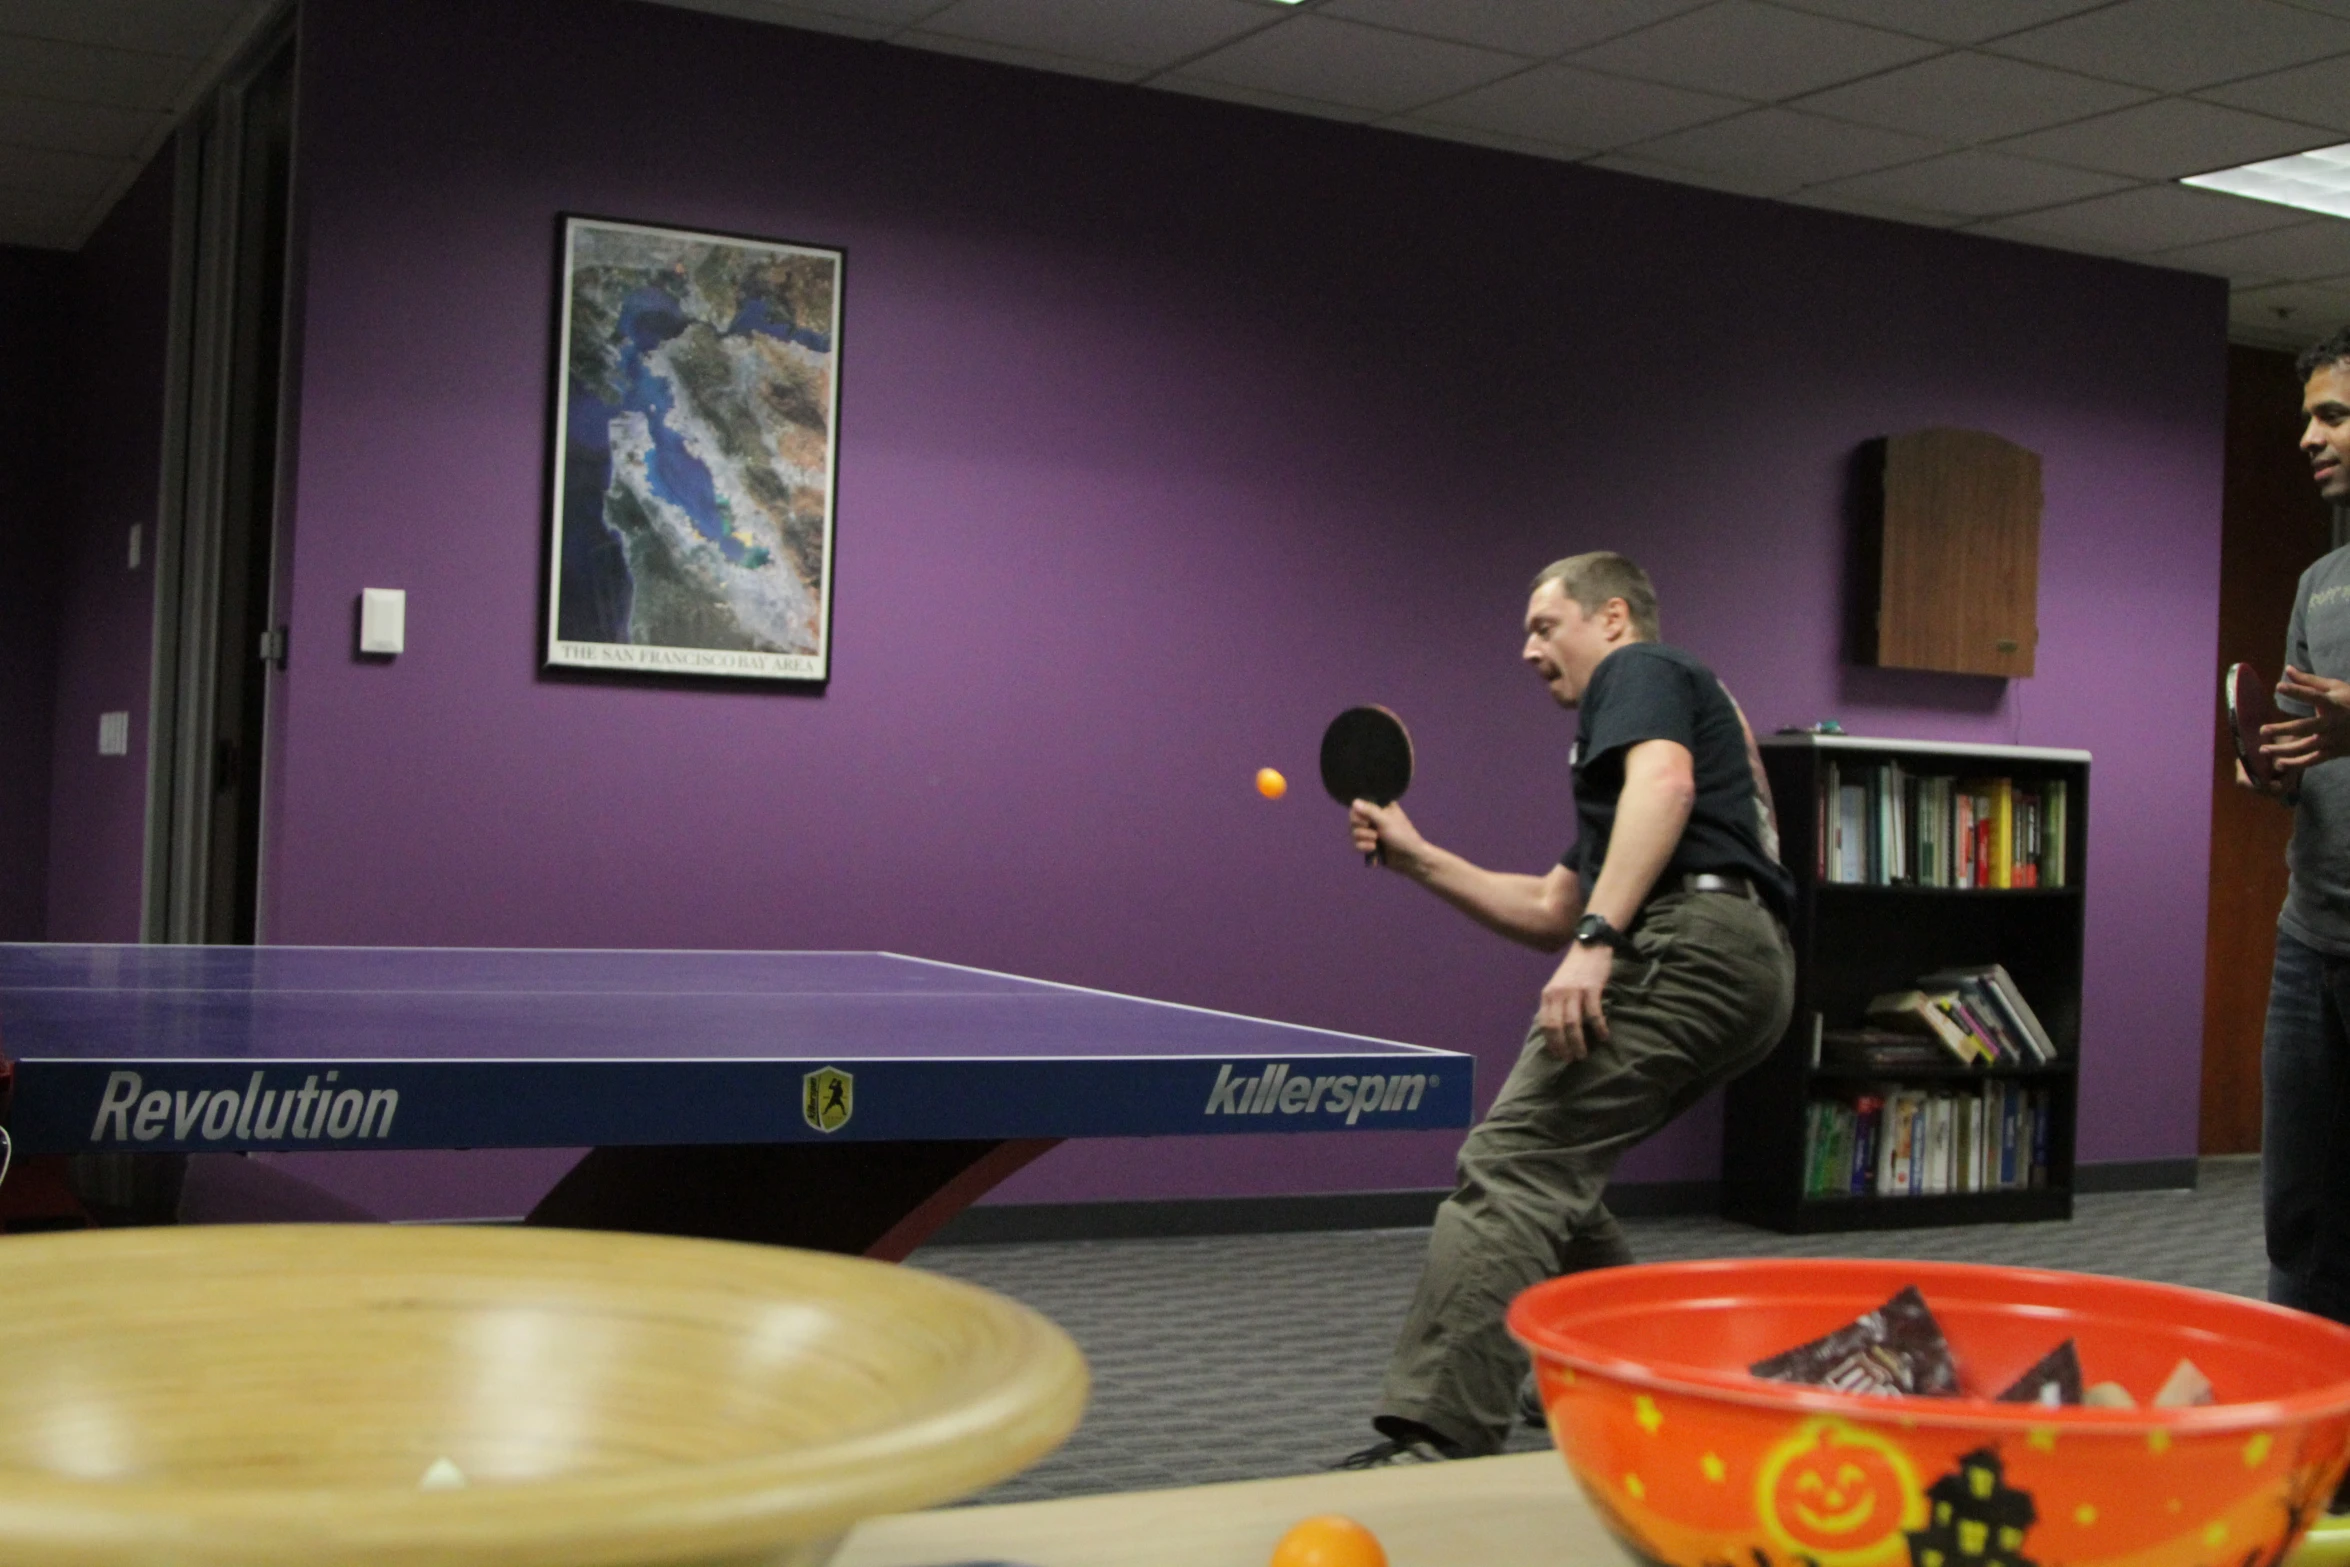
[1573,913,1632,952]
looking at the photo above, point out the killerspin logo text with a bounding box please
[1200,1062,1435,1126]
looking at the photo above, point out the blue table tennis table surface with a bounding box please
[0,945,1473,1155]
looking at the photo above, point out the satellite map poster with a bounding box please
[546,216,842,682]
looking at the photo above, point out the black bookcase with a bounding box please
[1720,734,2089,1233]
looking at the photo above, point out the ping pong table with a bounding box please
[0,944,1473,1256]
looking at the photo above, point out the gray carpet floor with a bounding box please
[907,1157,2266,1506]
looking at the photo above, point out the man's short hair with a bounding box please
[2297,325,2350,383]
[1532,552,1660,642]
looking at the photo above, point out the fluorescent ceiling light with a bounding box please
[2182,142,2350,222]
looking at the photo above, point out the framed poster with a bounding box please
[546,216,843,681]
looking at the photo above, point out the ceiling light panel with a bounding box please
[2183,143,2350,221]
[1983,0,2350,93]
[1568,0,1940,102]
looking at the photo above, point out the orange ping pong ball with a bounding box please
[1270,1514,1386,1567]
[1256,767,1288,800]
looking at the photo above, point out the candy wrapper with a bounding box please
[1748,1285,1960,1398]
[1996,1338,2083,1406]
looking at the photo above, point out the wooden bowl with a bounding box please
[0,1224,1088,1567]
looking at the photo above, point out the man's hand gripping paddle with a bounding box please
[2227,662,2285,793]
[1320,706,1413,865]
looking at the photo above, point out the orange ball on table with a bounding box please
[1255,767,1288,799]
[1271,1513,1387,1567]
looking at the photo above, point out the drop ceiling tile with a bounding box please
[1399,118,1596,162]
[1984,0,2350,92]
[2231,276,2350,348]
[915,0,1273,72]
[0,0,252,57]
[1995,96,2338,179]
[1622,106,1948,195]
[0,179,102,237]
[0,93,163,159]
[898,29,1146,80]
[2154,217,2350,281]
[1318,0,1714,57]
[1972,180,2311,253]
[1568,1,1941,101]
[1795,51,2149,142]
[2200,57,2350,135]
[1588,147,1790,199]
[1779,182,1967,225]
[1151,73,1382,125]
[0,141,123,195]
[1168,14,1531,114]
[646,0,940,36]
[0,33,201,109]
[1765,0,2114,44]
[1807,148,2135,216]
[1410,61,1747,149]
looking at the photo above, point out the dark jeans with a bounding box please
[2263,929,2350,1325]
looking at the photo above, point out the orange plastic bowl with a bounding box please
[1508,1259,2350,1567]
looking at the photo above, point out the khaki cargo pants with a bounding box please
[1376,887,1795,1455]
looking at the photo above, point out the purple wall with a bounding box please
[253,0,2223,1218]
[0,247,73,939]
[44,155,175,943]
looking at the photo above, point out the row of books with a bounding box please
[1819,761,2069,890]
[1802,1081,2054,1198]
[1817,963,2060,1067]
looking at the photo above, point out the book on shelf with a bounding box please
[1818,1028,1949,1069]
[1866,989,1987,1065]
[1814,761,2068,890]
[1804,1081,2049,1201]
[1918,964,2058,1063]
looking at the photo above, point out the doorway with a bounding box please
[2199,345,2336,1153]
[143,16,295,945]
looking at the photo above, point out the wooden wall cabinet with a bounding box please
[1865,428,2042,678]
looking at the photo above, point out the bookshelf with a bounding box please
[1720,734,2088,1233]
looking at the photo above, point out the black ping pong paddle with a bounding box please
[1320,705,1413,865]
[2226,661,2279,789]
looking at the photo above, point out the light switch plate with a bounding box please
[359,588,405,656]
[98,711,129,756]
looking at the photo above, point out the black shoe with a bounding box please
[1518,1371,1546,1428]
[1334,1435,1457,1469]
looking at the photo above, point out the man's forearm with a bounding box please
[1398,845,1578,950]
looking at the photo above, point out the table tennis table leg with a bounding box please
[522,1138,1061,1259]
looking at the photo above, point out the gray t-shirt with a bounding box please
[2281,544,2350,955]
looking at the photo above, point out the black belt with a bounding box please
[1681,871,1762,902]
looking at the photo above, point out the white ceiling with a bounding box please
[6,0,2350,349]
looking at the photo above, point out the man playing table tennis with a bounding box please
[1339,550,1795,1464]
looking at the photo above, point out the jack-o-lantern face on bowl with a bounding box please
[1756,1419,1921,1566]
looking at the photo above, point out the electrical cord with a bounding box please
[0,1124,12,1195]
